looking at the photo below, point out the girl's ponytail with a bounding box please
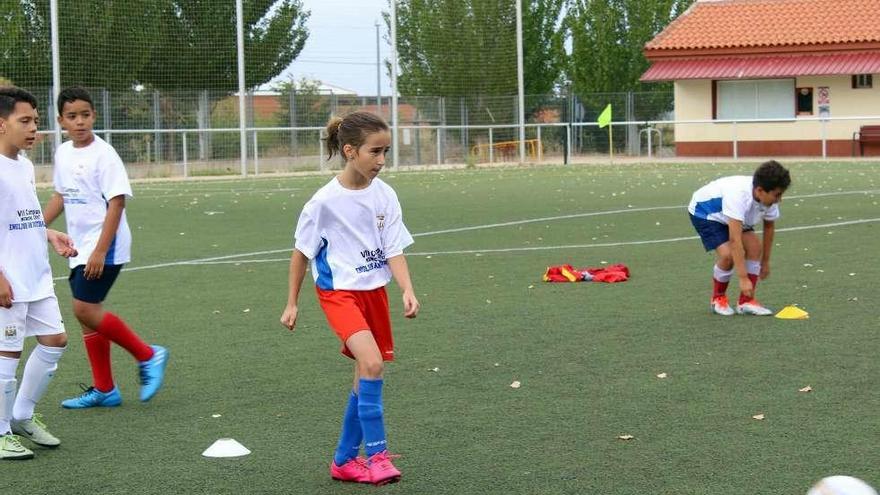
[325,116,344,159]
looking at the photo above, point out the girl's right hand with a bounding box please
[0,276,13,308]
[280,305,299,331]
[738,276,754,300]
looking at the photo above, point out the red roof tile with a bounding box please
[646,0,880,52]
[641,52,880,81]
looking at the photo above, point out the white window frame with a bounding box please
[716,78,795,121]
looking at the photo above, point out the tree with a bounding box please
[390,0,516,98]
[145,0,310,91]
[567,0,693,94]
[0,1,53,88]
[523,0,567,95]
[389,0,569,97]
[0,0,310,91]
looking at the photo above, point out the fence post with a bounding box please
[152,90,161,163]
[415,126,422,165]
[436,128,442,165]
[732,121,739,159]
[488,127,494,164]
[821,118,828,159]
[182,132,188,178]
[536,125,542,162]
[102,89,112,145]
[253,131,259,175]
[289,88,297,157]
[565,124,571,164]
[319,131,326,171]
[198,90,210,160]
[626,91,638,155]
[438,97,446,164]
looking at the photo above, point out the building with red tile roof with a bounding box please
[641,0,880,157]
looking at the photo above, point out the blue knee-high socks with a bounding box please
[358,378,387,457]
[333,390,363,466]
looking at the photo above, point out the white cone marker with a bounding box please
[202,438,251,458]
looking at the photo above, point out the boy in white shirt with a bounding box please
[0,86,79,460]
[43,87,168,409]
[687,160,791,316]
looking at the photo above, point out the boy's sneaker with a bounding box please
[330,457,371,483]
[737,299,773,316]
[0,434,34,460]
[710,296,735,316]
[61,385,122,409]
[11,414,60,447]
[139,345,169,402]
[367,451,401,486]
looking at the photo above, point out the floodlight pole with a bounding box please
[516,0,526,164]
[50,0,61,148]
[236,0,248,176]
[391,1,399,169]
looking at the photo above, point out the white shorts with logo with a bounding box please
[0,295,66,352]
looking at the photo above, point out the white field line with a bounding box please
[133,187,302,200]
[50,189,880,278]
[173,217,880,265]
[413,189,880,237]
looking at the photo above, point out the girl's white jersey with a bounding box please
[53,136,133,268]
[688,175,780,229]
[294,177,413,291]
[0,154,54,302]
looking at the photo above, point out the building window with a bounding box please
[852,74,873,89]
[716,79,795,120]
[797,87,813,115]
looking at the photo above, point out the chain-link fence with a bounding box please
[5,1,876,182]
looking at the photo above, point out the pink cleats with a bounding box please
[330,457,371,484]
[330,451,401,485]
[367,451,401,485]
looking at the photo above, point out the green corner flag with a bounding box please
[597,104,612,128]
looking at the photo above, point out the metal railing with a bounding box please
[30,115,880,180]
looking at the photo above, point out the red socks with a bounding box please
[738,274,759,305]
[95,312,154,362]
[712,279,729,299]
[83,332,114,392]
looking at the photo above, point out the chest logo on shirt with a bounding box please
[8,209,45,231]
[3,325,17,340]
[376,214,385,232]
[356,248,387,274]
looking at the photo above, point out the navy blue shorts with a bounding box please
[689,214,754,251]
[69,264,123,304]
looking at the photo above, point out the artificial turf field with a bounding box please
[11,160,879,494]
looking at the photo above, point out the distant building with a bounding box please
[641,0,880,156]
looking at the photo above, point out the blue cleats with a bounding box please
[61,385,122,409]
[138,345,169,402]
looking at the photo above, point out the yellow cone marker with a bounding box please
[775,306,809,319]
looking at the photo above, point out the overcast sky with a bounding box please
[272,0,391,95]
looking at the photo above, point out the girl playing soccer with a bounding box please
[280,111,419,485]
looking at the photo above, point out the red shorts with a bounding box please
[316,286,395,362]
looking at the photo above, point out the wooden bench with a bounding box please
[853,125,880,156]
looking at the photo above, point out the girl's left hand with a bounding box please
[47,229,78,258]
[402,290,420,319]
[759,261,771,280]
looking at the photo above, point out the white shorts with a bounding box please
[0,296,66,352]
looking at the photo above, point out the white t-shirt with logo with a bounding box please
[294,177,414,291]
[0,154,55,302]
[688,175,780,229]
[53,136,133,268]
